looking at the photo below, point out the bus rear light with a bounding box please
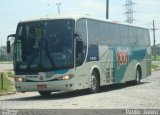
[57,74,74,80]
[15,77,26,82]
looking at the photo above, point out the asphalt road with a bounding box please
[0,70,160,109]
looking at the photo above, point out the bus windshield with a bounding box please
[14,19,74,73]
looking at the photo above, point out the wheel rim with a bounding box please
[91,75,97,90]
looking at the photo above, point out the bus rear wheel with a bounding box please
[39,91,51,97]
[89,71,100,93]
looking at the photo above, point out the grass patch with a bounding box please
[7,71,14,78]
[0,61,13,64]
[152,55,160,61]
[156,55,160,61]
[152,64,160,71]
[0,73,13,94]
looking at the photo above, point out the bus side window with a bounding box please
[120,25,130,46]
[144,29,150,47]
[129,27,138,47]
[110,24,121,45]
[88,20,100,45]
[137,28,144,47]
[99,22,111,44]
[76,19,87,67]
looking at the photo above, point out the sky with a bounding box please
[0,0,160,46]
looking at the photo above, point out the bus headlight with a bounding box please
[15,77,26,82]
[57,74,74,80]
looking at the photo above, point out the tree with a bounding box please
[0,46,13,61]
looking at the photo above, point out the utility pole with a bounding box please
[106,0,109,19]
[150,20,158,60]
[56,3,61,15]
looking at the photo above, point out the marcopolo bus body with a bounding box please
[7,16,151,96]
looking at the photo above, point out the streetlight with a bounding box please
[56,3,62,15]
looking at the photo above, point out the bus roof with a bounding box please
[19,15,87,22]
[19,15,148,30]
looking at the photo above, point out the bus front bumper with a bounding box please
[15,80,76,92]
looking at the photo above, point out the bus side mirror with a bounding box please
[7,41,11,53]
[7,34,16,53]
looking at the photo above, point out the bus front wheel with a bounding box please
[89,71,100,93]
[39,91,51,97]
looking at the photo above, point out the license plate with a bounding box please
[37,85,47,89]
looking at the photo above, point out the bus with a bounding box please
[7,16,151,96]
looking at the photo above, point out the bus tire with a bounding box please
[39,91,51,97]
[135,68,141,85]
[89,71,100,93]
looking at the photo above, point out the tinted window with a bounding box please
[99,22,111,44]
[76,19,87,45]
[137,28,144,47]
[110,24,121,45]
[144,29,150,46]
[15,20,74,72]
[129,27,138,47]
[120,25,130,45]
[76,19,87,66]
[88,20,100,45]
